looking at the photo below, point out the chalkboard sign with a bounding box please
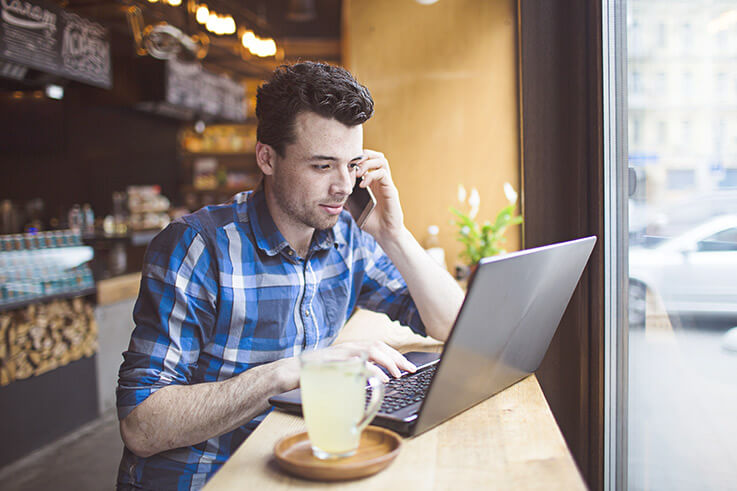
[0,0,112,88]
[166,59,246,121]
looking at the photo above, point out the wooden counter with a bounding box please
[96,272,141,306]
[204,310,586,490]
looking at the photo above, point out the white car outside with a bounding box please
[628,214,737,326]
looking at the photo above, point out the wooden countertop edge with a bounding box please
[96,272,141,306]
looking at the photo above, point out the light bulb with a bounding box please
[224,16,236,34]
[206,12,218,33]
[242,30,256,48]
[196,5,209,24]
[264,39,277,56]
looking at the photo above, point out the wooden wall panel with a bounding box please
[343,0,520,268]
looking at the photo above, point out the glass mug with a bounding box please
[299,349,385,460]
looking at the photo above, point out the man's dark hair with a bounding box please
[256,61,374,156]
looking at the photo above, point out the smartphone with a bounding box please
[344,178,376,229]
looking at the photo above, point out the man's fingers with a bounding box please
[360,168,387,188]
[366,347,401,379]
[369,343,417,378]
[384,346,417,375]
[396,355,418,374]
[357,150,388,178]
[367,362,390,383]
[328,341,415,380]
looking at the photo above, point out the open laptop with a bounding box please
[269,236,596,437]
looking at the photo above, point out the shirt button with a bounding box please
[305,310,310,316]
[288,250,294,256]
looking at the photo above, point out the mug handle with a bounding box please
[356,369,385,433]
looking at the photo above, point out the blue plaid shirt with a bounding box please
[116,188,425,490]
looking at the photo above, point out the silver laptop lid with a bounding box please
[413,236,596,436]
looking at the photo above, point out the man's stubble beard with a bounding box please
[270,176,341,231]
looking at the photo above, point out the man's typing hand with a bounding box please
[275,340,418,388]
[325,341,417,382]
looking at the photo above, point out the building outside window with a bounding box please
[624,1,737,489]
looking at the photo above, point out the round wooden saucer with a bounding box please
[273,426,402,481]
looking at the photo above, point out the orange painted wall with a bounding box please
[343,0,520,269]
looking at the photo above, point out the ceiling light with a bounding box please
[241,30,256,48]
[195,4,209,23]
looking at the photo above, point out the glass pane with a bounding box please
[627,1,737,489]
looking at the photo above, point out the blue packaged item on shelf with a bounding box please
[0,230,95,309]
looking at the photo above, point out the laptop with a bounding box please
[269,236,596,437]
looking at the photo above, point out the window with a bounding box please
[681,120,691,144]
[715,118,727,150]
[654,71,666,94]
[683,71,693,95]
[717,30,727,51]
[717,72,728,93]
[657,22,667,47]
[630,70,641,94]
[666,168,695,189]
[631,117,641,146]
[699,228,737,251]
[620,4,737,490]
[682,22,692,52]
[719,168,737,188]
[657,120,668,143]
[705,227,737,244]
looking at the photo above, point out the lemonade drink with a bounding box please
[300,358,366,458]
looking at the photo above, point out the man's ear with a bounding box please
[255,142,276,176]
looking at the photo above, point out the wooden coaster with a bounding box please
[273,426,402,481]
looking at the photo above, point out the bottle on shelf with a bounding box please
[81,204,95,235]
[68,204,82,232]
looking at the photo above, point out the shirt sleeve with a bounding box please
[354,233,427,337]
[116,222,218,420]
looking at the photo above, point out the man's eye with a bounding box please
[314,164,331,170]
[349,163,359,171]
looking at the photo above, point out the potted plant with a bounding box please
[450,183,523,277]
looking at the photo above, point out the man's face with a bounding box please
[268,111,364,232]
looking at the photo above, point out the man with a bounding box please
[116,61,464,490]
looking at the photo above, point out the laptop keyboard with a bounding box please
[366,364,438,414]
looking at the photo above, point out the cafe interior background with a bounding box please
[1,0,736,489]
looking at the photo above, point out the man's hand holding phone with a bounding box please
[352,149,405,241]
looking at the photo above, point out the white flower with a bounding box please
[460,225,470,236]
[468,188,480,219]
[503,182,518,204]
[457,184,467,204]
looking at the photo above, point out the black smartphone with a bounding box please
[344,178,376,229]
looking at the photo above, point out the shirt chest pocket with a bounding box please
[317,280,351,336]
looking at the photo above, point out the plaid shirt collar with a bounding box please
[240,187,343,258]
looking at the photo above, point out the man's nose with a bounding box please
[331,167,354,196]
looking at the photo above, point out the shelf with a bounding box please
[82,229,160,247]
[0,286,97,313]
[180,151,256,158]
[181,185,255,195]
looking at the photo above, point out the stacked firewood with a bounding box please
[0,297,97,386]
